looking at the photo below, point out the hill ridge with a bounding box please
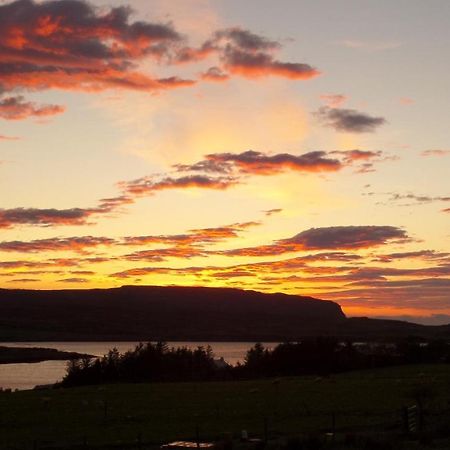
[0,285,448,341]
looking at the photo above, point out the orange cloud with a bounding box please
[0,1,320,121]
[0,0,193,97]
[121,221,260,261]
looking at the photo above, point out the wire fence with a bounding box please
[2,404,450,450]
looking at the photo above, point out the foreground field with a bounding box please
[0,365,449,449]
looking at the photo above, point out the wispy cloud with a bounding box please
[0,134,20,140]
[371,249,449,263]
[369,191,450,206]
[200,66,230,82]
[421,149,450,157]
[399,97,414,105]
[334,39,403,51]
[175,27,320,80]
[57,277,89,284]
[262,208,282,217]
[319,93,348,108]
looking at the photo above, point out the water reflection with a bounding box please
[0,341,276,390]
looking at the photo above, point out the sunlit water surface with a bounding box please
[0,342,276,390]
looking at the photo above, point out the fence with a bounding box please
[2,404,450,450]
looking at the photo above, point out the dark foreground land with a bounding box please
[0,346,94,364]
[1,286,449,341]
[1,365,449,450]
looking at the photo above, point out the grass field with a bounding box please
[1,364,449,449]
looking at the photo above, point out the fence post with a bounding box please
[418,402,424,432]
[402,407,408,433]
[215,403,220,419]
[331,411,336,441]
[263,417,268,443]
[196,425,200,448]
[405,405,418,433]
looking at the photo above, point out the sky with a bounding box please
[0,0,449,324]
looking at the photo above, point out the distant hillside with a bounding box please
[0,285,448,341]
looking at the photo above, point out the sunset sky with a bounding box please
[0,0,449,324]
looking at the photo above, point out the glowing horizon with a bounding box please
[0,0,449,325]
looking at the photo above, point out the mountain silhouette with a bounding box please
[0,285,448,341]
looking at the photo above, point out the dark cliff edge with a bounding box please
[0,285,448,341]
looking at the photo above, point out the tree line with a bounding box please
[61,338,450,387]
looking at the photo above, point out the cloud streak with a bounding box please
[365,191,450,208]
[1,147,389,229]
[119,174,238,197]
[0,236,115,253]
[202,150,342,175]
[0,207,96,228]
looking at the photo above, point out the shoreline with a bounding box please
[0,346,95,365]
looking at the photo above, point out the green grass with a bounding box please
[1,364,450,449]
